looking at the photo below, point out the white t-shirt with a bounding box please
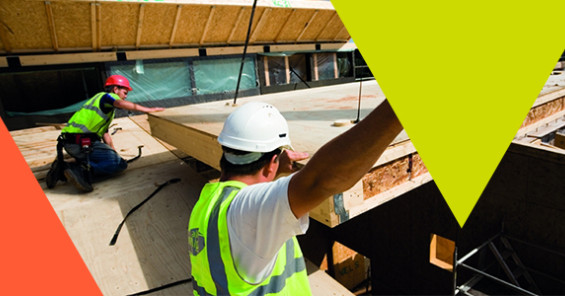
[227,175,309,284]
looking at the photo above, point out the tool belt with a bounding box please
[58,133,101,145]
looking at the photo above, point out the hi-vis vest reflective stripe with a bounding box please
[188,181,311,296]
[61,92,119,138]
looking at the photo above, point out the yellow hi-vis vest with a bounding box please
[61,92,119,138]
[188,181,312,296]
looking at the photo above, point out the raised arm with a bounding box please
[288,100,403,218]
[113,99,165,113]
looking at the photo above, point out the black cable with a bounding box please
[233,0,258,105]
[289,65,310,88]
[127,277,192,296]
[109,178,181,246]
[126,145,143,163]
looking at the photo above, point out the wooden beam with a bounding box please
[206,45,263,56]
[274,9,296,43]
[126,48,199,60]
[296,10,319,42]
[250,8,271,43]
[263,56,270,86]
[44,1,59,52]
[200,6,216,45]
[228,7,245,44]
[136,4,145,49]
[90,3,97,50]
[96,2,102,50]
[269,43,316,52]
[19,52,117,66]
[315,11,339,41]
[169,5,183,47]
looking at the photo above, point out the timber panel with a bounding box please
[148,81,431,227]
[1,0,348,54]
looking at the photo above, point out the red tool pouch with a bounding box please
[80,137,91,148]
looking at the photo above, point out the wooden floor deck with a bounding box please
[13,115,353,296]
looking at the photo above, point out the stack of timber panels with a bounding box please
[148,81,433,228]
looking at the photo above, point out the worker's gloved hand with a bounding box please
[276,149,309,176]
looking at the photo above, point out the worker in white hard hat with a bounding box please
[188,100,402,295]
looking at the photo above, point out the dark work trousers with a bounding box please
[63,141,128,177]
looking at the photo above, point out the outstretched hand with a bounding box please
[149,107,165,112]
[277,149,309,175]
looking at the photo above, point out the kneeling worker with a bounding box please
[46,74,165,192]
[188,100,402,295]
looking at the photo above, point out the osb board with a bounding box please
[199,5,243,44]
[275,9,320,42]
[2,0,347,54]
[0,1,52,51]
[100,2,139,47]
[255,7,294,42]
[296,10,338,42]
[139,4,178,46]
[51,1,92,48]
[43,159,206,295]
[315,12,340,41]
[172,5,211,45]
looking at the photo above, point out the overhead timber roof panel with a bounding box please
[0,0,350,55]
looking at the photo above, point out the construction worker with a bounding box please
[188,100,402,295]
[45,74,165,192]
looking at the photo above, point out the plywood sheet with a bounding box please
[11,116,178,181]
[44,158,206,295]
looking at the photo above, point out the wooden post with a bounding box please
[45,1,59,52]
[285,56,290,84]
[333,52,339,79]
[264,56,270,86]
[313,53,319,81]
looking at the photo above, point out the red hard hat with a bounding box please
[105,75,132,91]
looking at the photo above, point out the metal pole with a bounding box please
[233,0,258,105]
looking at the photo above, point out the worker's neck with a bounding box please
[220,172,270,185]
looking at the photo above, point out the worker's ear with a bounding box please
[261,154,279,179]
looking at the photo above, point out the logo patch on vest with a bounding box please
[188,228,205,256]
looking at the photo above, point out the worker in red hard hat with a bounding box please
[46,74,165,192]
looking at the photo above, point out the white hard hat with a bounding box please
[218,101,292,154]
